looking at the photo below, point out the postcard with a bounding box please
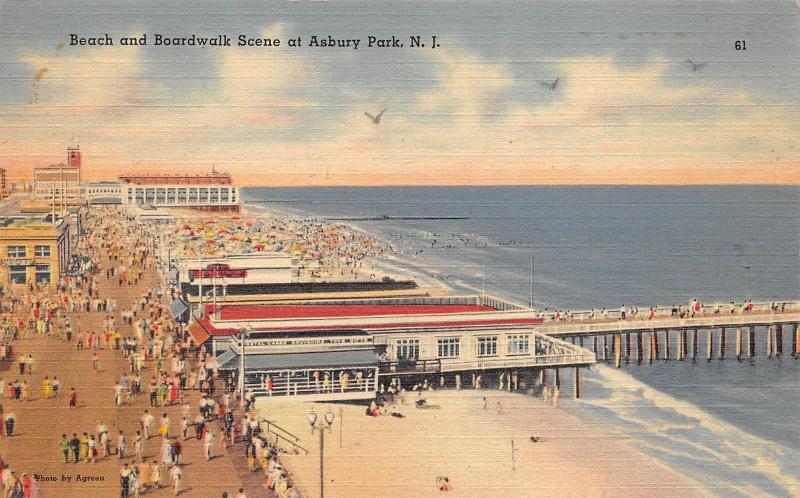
[0,1,798,497]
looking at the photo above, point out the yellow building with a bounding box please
[0,217,70,289]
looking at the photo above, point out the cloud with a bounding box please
[0,42,796,185]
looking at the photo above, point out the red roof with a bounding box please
[197,316,542,337]
[213,304,495,321]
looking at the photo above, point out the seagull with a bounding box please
[540,78,559,91]
[364,108,387,124]
[685,59,706,71]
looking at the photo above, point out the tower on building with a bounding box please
[67,145,81,168]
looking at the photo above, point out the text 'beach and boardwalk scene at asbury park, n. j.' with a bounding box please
[0,0,798,497]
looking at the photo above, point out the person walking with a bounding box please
[69,387,78,408]
[150,460,162,489]
[88,435,98,463]
[169,463,182,496]
[4,411,15,436]
[204,431,215,461]
[134,430,144,462]
[120,463,132,498]
[118,431,128,459]
[159,413,170,438]
[59,434,71,463]
[70,433,81,463]
[141,410,154,439]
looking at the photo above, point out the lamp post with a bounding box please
[744,265,750,302]
[307,410,335,498]
[239,325,252,406]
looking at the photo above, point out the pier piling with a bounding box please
[574,368,581,399]
[636,332,644,364]
[736,328,743,359]
[767,326,773,358]
[706,329,713,361]
[649,332,656,364]
[614,335,622,368]
[692,330,698,361]
[555,369,561,390]
[654,330,660,360]
[720,328,727,360]
[593,336,598,356]
[776,325,782,356]
[665,330,671,360]
[748,326,756,358]
[625,333,631,362]
[679,330,687,361]
[794,324,799,356]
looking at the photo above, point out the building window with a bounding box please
[199,188,209,203]
[396,339,419,360]
[35,265,50,284]
[437,338,460,358]
[9,265,26,284]
[188,189,198,203]
[221,189,230,202]
[7,246,26,258]
[34,245,51,257]
[210,188,219,202]
[477,336,498,357]
[507,334,530,355]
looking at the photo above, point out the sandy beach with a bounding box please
[258,389,708,498]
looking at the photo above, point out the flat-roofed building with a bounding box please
[84,180,123,205]
[193,295,595,402]
[33,165,82,201]
[0,216,70,288]
[119,172,240,212]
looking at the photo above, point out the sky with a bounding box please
[0,0,798,186]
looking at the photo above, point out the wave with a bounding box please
[576,365,800,497]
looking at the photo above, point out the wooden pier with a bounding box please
[538,302,800,365]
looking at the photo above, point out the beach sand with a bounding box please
[258,389,708,498]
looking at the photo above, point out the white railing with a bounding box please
[244,375,378,397]
[538,312,800,336]
[537,300,800,324]
[440,353,596,372]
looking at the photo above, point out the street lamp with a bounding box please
[308,409,335,498]
[239,325,252,406]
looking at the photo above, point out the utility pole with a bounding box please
[529,255,535,309]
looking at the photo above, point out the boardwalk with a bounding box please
[0,237,254,497]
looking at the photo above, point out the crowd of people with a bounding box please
[0,206,308,497]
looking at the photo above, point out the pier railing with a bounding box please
[537,300,799,323]
[538,311,800,336]
[440,352,596,372]
[379,358,442,375]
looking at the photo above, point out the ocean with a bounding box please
[242,185,800,497]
